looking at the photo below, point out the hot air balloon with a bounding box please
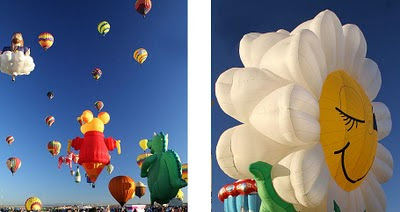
[77,117,84,126]
[109,176,136,207]
[133,48,148,65]
[38,32,54,51]
[5,136,14,145]
[25,197,42,211]
[92,68,102,80]
[67,110,121,184]
[6,157,21,175]
[47,91,54,100]
[182,163,188,183]
[45,116,55,127]
[95,101,104,112]
[135,0,152,18]
[47,141,62,157]
[136,153,152,168]
[75,166,81,183]
[106,164,114,174]
[135,181,147,198]
[98,21,110,36]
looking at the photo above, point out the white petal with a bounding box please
[277,29,290,35]
[326,181,366,212]
[239,33,261,67]
[250,84,320,146]
[230,68,290,123]
[271,144,329,207]
[372,102,392,140]
[215,68,242,122]
[292,10,345,72]
[216,124,294,180]
[357,58,382,101]
[216,67,290,123]
[371,143,393,183]
[250,32,288,68]
[360,173,386,212]
[343,24,367,79]
[260,30,327,98]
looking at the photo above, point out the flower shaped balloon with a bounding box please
[215,10,392,212]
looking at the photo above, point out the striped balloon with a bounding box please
[92,68,102,80]
[38,32,54,51]
[47,141,62,156]
[45,116,55,127]
[133,48,148,65]
[6,157,21,175]
[182,163,188,183]
[25,197,42,211]
[135,0,152,17]
[136,153,152,168]
[95,101,104,112]
[5,136,14,145]
[98,21,110,36]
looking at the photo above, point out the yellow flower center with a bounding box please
[319,70,378,191]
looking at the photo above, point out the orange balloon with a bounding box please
[108,176,136,207]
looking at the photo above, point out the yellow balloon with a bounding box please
[139,139,148,150]
[25,197,42,211]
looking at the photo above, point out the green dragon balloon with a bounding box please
[140,132,187,205]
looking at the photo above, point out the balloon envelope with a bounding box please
[45,116,55,127]
[47,141,62,156]
[25,197,42,211]
[6,157,21,175]
[135,181,147,198]
[5,136,14,145]
[133,48,148,65]
[135,0,152,17]
[95,101,104,112]
[136,153,152,168]
[98,21,110,36]
[108,176,136,207]
[47,91,54,100]
[92,68,102,80]
[38,32,54,50]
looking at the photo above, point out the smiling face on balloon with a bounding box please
[319,70,378,191]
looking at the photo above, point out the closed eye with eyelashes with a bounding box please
[335,107,365,131]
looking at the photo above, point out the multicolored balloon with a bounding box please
[25,197,42,211]
[98,21,110,36]
[45,116,55,127]
[182,163,188,183]
[47,91,54,100]
[6,157,21,175]
[135,181,147,198]
[133,48,148,65]
[135,0,152,17]
[136,153,152,168]
[106,164,114,174]
[47,141,62,156]
[38,32,54,51]
[92,68,102,80]
[5,136,14,145]
[77,116,84,126]
[95,101,104,112]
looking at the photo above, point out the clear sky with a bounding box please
[212,0,400,211]
[0,0,187,206]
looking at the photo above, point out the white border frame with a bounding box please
[188,0,211,210]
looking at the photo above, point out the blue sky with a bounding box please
[212,0,400,211]
[0,0,187,205]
